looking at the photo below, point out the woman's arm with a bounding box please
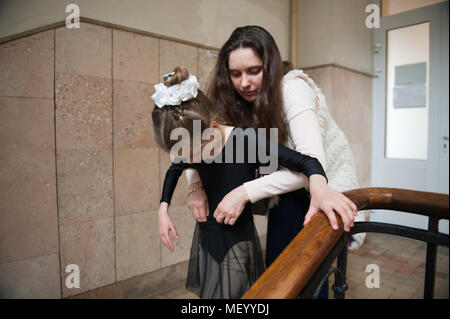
[214,125,356,231]
[244,109,325,203]
[185,169,209,222]
[185,168,201,185]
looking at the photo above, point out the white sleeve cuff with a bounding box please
[185,168,201,185]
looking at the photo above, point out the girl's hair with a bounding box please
[151,67,224,153]
[207,25,288,144]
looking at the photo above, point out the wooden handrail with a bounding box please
[242,187,449,299]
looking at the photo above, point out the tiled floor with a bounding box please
[335,233,448,299]
[148,232,449,299]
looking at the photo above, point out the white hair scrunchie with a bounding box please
[151,74,200,108]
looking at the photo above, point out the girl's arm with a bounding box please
[159,161,186,252]
[158,202,178,252]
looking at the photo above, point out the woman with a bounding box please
[185,26,366,297]
[153,67,355,298]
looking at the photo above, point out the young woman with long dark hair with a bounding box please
[184,26,367,298]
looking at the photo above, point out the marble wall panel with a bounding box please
[113,29,159,84]
[115,210,160,281]
[0,97,55,182]
[56,148,113,225]
[55,73,112,150]
[198,48,218,91]
[0,30,53,98]
[0,253,61,298]
[114,148,160,217]
[159,39,198,79]
[59,217,115,297]
[113,79,157,149]
[55,24,111,79]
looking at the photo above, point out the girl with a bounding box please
[152,67,357,299]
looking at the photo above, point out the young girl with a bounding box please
[152,67,357,299]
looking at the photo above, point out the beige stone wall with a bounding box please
[0,21,224,298]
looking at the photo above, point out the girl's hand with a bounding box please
[187,182,209,222]
[158,202,179,252]
[305,175,358,232]
[214,185,249,225]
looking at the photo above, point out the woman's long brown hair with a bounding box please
[207,26,288,144]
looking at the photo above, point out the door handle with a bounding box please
[444,136,449,141]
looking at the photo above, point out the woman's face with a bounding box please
[228,47,263,102]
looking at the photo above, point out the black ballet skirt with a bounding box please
[160,127,327,299]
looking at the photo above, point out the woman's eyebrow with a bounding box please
[229,65,263,72]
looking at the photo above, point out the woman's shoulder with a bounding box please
[282,69,312,89]
[281,69,317,116]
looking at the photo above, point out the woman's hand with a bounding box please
[305,175,358,232]
[158,202,179,252]
[213,185,249,225]
[187,182,209,222]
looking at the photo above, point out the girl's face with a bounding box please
[228,47,263,103]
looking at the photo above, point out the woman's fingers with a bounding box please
[348,198,358,214]
[213,208,224,223]
[195,207,205,222]
[214,207,237,225]
[306,194,357,232]
[330,201,351,232]
[330,193,356,232]
[340,194,358,216]
[224,216,236,225]
[304,206,318,226]
[201,202,209,220]
[187,190,209,221]
[323,207,339,230]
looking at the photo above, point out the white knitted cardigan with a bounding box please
[282,69,369,249]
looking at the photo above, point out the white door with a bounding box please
[372,2,449,234]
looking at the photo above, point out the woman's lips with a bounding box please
[241,91,257,97]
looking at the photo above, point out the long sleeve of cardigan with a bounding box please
[185,168,201,186]
[243,109,326,203]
